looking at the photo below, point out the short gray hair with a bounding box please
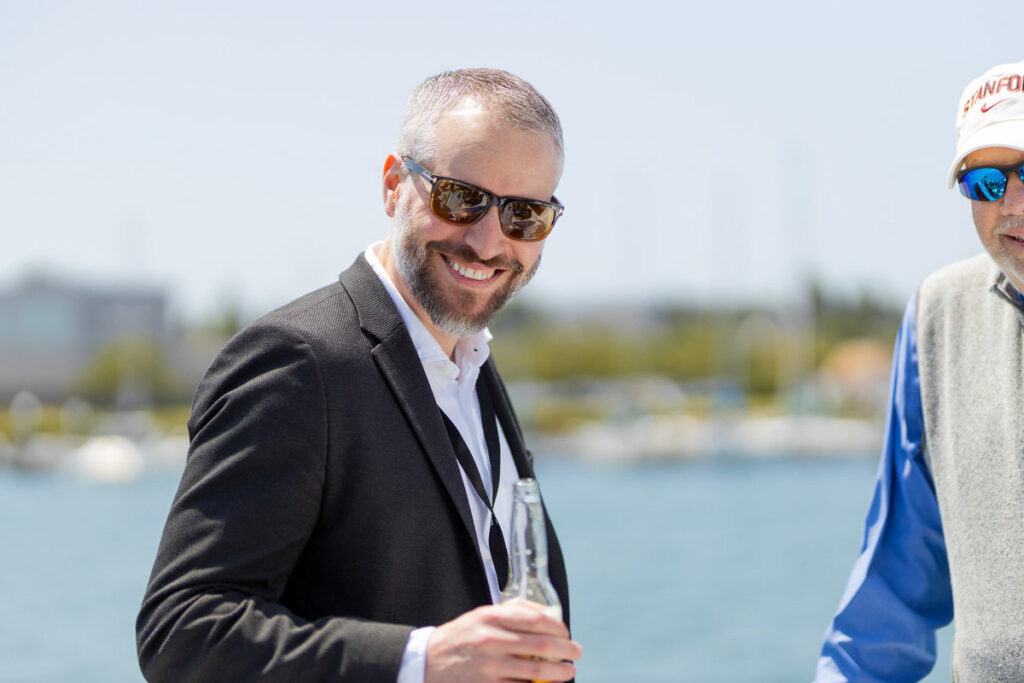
[397,68,564,167]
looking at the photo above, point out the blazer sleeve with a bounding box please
[136,321,413,682]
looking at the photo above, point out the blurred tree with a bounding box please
[72,338,184,408]
[206,298,245,339]
[490,294,901,389]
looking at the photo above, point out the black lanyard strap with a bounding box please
[438,374,508,588]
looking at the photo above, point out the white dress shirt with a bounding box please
[364,244,518,683]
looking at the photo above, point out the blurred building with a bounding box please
[0,274,170,404]
[817,338,893,417]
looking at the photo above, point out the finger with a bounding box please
[506,632,583,663]
[501,654,577,682]
[489,604,570,637]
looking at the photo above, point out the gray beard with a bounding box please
[391,218,539,338]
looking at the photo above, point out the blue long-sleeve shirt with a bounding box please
[815,295,955,682]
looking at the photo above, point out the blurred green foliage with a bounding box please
[491,283,902,400]
[0,282,902,439]
[0,404,192,441]
[0,405,63,439]
[72,338,184,406]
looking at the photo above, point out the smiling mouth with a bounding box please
[443,254,500,281]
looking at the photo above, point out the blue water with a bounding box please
[0,456,953,682]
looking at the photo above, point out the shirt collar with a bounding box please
[364,242,492,380]
[991,269,1024,314]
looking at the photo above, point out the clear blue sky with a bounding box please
[0,1,1015,322]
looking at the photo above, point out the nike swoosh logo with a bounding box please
[981,98,1011,113]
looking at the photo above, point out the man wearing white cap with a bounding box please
[815,60,1024,682]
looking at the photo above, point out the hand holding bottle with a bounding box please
[500,478,575,683]
[425,479,582,683]
[424,601,580,683]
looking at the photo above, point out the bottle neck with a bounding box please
[508,492,550,583]
[501,478,560,613]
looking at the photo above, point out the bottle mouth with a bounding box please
[513,478,541,502]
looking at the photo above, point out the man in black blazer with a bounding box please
[136,68,581,682]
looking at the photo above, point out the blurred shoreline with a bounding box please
[0,404,881,485]
[535,411,880,462]
[0,410,187,483]
[1,273,895,481]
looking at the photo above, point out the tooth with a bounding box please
[450,259,492,280]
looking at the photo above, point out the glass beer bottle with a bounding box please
[500,478,563,682]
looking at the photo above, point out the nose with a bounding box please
[462,206,507,262]
[1002,172,1024,215]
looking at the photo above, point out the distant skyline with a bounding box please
[1,1,1015,322]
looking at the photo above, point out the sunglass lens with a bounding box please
[432,179,490,224]
[959,168,1007,201]
[500,201,556,241]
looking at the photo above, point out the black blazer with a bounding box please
[136,255,571,682]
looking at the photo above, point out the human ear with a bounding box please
[382,154,402,217]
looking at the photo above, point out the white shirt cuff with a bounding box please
[396,626,435,683]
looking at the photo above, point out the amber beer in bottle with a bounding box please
[500,478,562,683]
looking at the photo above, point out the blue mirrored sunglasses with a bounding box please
[957,161,1024,201]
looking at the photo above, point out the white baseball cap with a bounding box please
[947,60,1024,188]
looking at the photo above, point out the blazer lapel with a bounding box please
[338,256,480,561]
[338,255,568,620]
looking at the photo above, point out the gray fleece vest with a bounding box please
[917,253,1024,682]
